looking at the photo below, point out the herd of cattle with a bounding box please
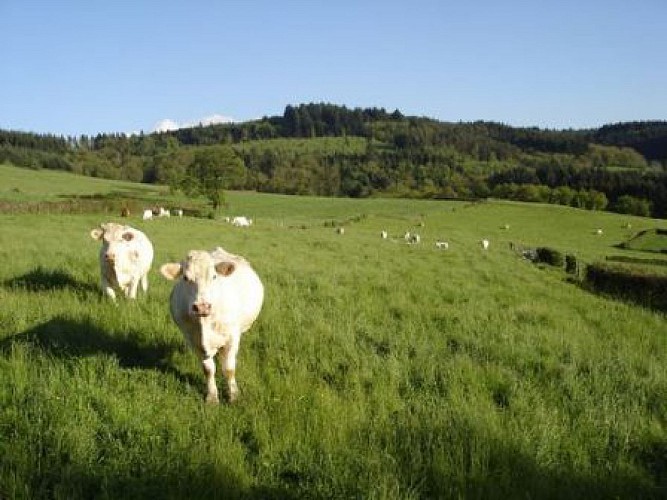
[90,207,611,404]
[88,211,495,404]
[90,221,263,404]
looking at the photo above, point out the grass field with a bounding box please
[0,164,666,498]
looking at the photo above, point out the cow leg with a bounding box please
[140,272,149,294]
[221,333,241,402]
[128,278,140,299]
[101,278,116,300]
[202,357,219,404]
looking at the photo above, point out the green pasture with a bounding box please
[0,165,666,498]
[0,164,163,202]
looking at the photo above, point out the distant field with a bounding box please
[0,164,666,498]
[621,229,667,254]
[0,163,164,201]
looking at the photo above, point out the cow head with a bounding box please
[161,250,236,318]
[90,223,137,264]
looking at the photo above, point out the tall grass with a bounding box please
[0,173,666,498]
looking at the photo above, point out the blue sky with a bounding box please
[1,0,665,136]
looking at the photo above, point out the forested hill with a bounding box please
[1,103,667,217]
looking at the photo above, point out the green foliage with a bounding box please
[535,247,565,268]
[585,262,667,311]
[2,110,667,217]
[183,147,244,210]
[615,195,652,217]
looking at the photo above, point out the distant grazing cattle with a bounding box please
[121,207,130,217]
[158,207,170,217]
[232,216,252,227]
[404,231,411,242]
[481,239,490,250]
[173,208,183,217]
[90,222,154,300]
[595,228,603,235]
[142,209,153,220]
[337,227,345,235]
[435,240,449,250]
[407,233,421,244]
[380,230,388,239]
[502,223,510,230]
[160,247,264,403]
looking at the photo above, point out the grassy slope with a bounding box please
[0,165,666,499]
[623,229,667,254]
[0,164,164,201]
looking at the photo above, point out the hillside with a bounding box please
[0,169,665,498]
[620,229,667,254]
[1,103,666,217]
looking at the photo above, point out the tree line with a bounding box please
[1,103,666,217]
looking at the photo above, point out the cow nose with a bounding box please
[192,302,212,317]
[105,252,115,262]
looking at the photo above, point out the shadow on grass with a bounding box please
[0,315,200,390]
[379,420,665,500]
[0,317,304,500]
[15,461,299,500]
[4,266,99,295]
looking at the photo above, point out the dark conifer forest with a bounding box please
[2,103,666,217]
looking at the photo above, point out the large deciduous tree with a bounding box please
[184,147,245,210]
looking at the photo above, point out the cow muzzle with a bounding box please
[191,302,212,318]
[104,253,116,263]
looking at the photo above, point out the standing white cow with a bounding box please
[90,222,154,300]
[435,240,449,250]
[160,247,264,403]
[142,209,153,220]
[380,230,388,239]
[481,239,490,250]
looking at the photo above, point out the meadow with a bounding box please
[0,164,666,499]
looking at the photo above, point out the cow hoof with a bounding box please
[205,393,220,405]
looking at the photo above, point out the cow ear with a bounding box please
[160,263,182,280]
[215,262,236,277]
[90,228,104,240]
[122,232,134,242]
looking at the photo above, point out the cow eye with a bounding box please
[183,275,191,282]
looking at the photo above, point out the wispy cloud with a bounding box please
[152,114,235,132]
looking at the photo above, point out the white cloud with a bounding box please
[153,118,180,133]
[152,114,235,133]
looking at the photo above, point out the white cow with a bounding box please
[407,233,421,244]
[232,216,252,227]
[158,207,170,217]
[595,228,603,235]
[337,227,345,235]
[142,209,153,220]
[481,239,490,250]
[173,209,183,217]
[90,222,154,300]
[380,230,388,239]
[160,247,264,403]
[435,240,449,250]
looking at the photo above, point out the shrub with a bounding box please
[585,263,667,312]
[535,247,565,268]
[565,254,578,275]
